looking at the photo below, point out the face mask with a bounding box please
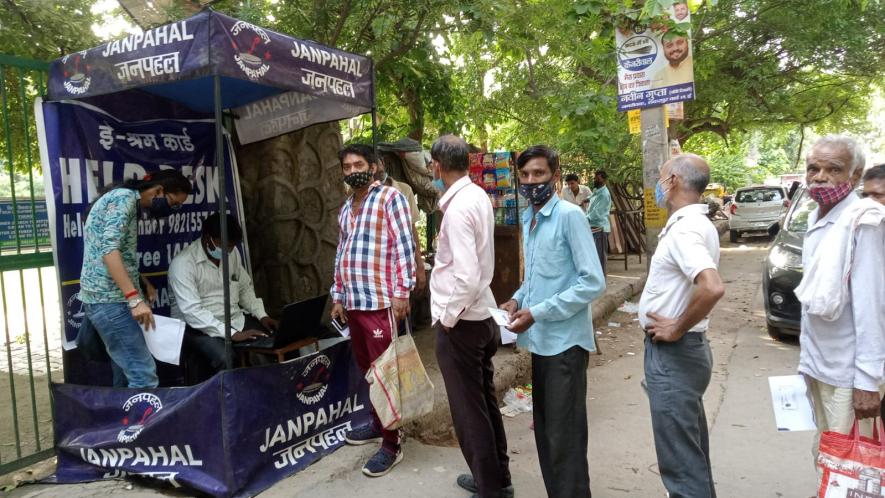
[593,180,604,189]
[149,195,175,217]
[432,178,445,192]
[808,182,853,206]
[519,181,555,206]
[655,176,673,208]
[344,171,373,189]
[206,238,223,260]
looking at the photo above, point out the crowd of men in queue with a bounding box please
[129,134,883,497]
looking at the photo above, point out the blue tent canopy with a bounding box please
[47,9,374,115]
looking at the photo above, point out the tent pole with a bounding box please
[371,65,378,154]
[214,75,233,370]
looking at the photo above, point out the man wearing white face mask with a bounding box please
[793,136,885,478]
[169,213,278,376]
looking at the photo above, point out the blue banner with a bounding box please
[50,340,372,497]
[35,99,243,349]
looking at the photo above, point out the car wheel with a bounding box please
[767,324,782,341]
[729,230,739,243]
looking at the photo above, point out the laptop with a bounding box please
[233,294,328,350]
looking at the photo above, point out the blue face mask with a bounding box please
[432,178,445,192]
[655,176,672,208]
[149,195,175,218]
[206,238,223,260]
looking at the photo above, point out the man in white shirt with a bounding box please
[638,153,725,498]
[169,213,278,376]
[430,135,512,498]
[797,136,884,473]
[562,173,592,212]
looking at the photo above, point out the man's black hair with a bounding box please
[564,173,579,183]
[430,134,469,172]
[863,164,885,182]
[595,170,608,180]
[202,213,243,244]
[338,143,378,166]
[517,145,560,173]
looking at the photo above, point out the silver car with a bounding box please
[728,185,788,243]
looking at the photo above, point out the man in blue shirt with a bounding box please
[586,170,612,276]
[500,145,606,498]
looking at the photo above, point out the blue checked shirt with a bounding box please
[331,181,416,310]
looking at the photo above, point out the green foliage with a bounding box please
[0,0,101,59]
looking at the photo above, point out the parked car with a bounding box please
[728,185,789,242]
[762,187,814,339]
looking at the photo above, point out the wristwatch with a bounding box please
[127,297,144,309]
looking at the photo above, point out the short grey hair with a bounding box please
[667,154,709,195]
[431,134,469,172]
[810,135,866,174]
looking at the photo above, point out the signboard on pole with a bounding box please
[615,4,695,112]
[628,110,641,134]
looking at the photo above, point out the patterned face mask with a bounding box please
[808,182,853,206]
[343,171,373,189]
[518,181,555,205]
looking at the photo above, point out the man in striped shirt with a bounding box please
[330,143,416,477]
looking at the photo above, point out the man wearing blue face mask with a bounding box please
[499,145,605,498]
[639,153,725,498]
[169,213,278,378]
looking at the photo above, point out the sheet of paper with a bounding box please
[500,326,518,345]
[140,315,185,366]
[338,326,350,338]
[768,375,816,432]
[488,307,513,327]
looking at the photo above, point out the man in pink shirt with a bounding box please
[430,135,512,498]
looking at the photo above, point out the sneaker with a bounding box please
[457,474,515,498]
[362,448,403,477]
[345,425,382,446]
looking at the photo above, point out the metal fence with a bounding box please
[0,54,58,475]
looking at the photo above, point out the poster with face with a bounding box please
[615,3,695,112]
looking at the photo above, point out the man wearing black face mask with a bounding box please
[331,144,416,478]
[586,170,612,276]
[499,145,605,498]
[168,213,278,378]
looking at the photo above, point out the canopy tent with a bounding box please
[46,8,376,368]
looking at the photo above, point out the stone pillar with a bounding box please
[235,123,345,315]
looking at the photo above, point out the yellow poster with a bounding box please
[643,187,668,228]
[628,109,641,134]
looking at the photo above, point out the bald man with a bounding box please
[638,154,725,498]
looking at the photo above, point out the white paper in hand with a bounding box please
[768,375,816,432]
[140,315,185,365]
[488,308,513,327]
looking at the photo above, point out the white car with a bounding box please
[728,186,788,242]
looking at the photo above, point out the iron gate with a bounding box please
[0,53,57,475]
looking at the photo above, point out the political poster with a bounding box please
[34,98,244,350]
[616,2,695,112]
[50,340,372,497]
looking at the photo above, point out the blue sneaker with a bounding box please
[345,425,382,446]
[362,448,403,477]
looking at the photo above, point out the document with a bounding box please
[140,315,186,365]
[768,375,816,432]
[488,308,518,345]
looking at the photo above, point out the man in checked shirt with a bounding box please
[330,143,416,478]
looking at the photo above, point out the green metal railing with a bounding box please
[0,54,56,475]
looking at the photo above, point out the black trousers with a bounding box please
[592,230,608,276]
[183,314,266,380]
[435,318,511,498]
[533,346,591,498]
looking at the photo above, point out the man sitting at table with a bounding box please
[169,213,279,376]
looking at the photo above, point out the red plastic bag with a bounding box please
[817,420,885,497]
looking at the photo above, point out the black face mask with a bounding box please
[593,180,604,189]
[344,171,373,189]
[519,181,555,205]
[148,195,175,218]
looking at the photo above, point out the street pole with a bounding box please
[640,105,670,264]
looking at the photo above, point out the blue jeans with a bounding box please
[84,303,158,388]
[644,333,716,498]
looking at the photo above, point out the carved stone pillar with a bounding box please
[235,123,344,315]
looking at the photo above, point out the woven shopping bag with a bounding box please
[365,319,435,430]
[817,420,885,497]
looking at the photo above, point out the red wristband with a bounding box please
[124,290,139,299]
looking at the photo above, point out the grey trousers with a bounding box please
[532,346,591,498]
[592,230,608,276]
[644,333,716,498]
